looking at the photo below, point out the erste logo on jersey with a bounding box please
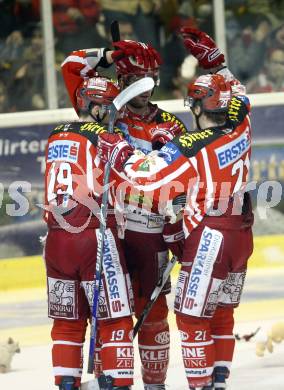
[215,128,250,169]
[47,140,79,163]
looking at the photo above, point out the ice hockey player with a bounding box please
[97,28,254,390]
[62,40,186,390]
[43,76,134,390]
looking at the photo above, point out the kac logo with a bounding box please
[155,331,170,344]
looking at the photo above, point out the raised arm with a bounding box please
[61,40,161,113]
[180,27,250,127]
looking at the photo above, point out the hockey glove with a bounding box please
[150,122,182,150]
[111,40,162,69]
[227,95,250,129]
[180,27,225,69]
[97,133,134,172]
[163,218,185,261]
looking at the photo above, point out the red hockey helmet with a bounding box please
[76,76,120,112]
[115,44,161,86]
[185,74,232,113]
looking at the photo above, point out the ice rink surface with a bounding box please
[1,267,284,390]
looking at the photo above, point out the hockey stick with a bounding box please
[87,77,155,373]
[110,20,120,43]
[133,255,178,339]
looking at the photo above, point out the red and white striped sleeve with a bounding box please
[61,48,106,112]
[120,143,198,215]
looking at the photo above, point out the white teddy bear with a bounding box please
[0,337,20,373]
[255,322,284,357]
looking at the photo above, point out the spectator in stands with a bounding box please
[246,47,284,93]
[269,22,284,50]
[52,0,101,52]
[102,12,138,42]
[0,1,18,39]
[115,19,137,41]
[1,30,24,62]
[0,81,9,113]
[14,0,40,37]
[170,55,198,99]
[0,30,25,100]
[157,1,197,98]
[227,13,272,84]
[0,0,39,39]
[55,51,72,109]
[11,25,45,111]
[100,0,161,49]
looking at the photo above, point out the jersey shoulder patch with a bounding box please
[49,121,107,145]
[173,128,223,158]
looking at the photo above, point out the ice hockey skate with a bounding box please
[189,386,213,390]
[97,374,131,390]
[58,376,79,390]
[213,366,228,389]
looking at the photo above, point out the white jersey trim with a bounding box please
[86,140,94,193]
[132,161,191,192]
[201,148,214,211]
[138,344,170,350]
[181,340,214,347]
[102,342,133,348]
[53,367,82,376]
[53,340,83,346]
[213,360,232,368]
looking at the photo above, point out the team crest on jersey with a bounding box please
[215,128,250,169]
[179,331,189,341]
[155,331,170,345]
[47,140,79,162]
[137,160,150,171]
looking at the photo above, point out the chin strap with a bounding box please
[191,107,202,131]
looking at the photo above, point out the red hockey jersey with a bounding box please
[44,121,115,229]
[123,117,252,237]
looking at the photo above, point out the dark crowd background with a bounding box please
[1,0,284,113]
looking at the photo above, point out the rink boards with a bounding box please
[0,234,284,291]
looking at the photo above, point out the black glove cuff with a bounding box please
[97,48,112,68]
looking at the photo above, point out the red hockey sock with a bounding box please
[51,318,87,386]
[99,317,134,387]
[211,306,235,372]
[136,296,169,384]
[176,314,215,388]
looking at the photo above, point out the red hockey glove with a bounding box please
[111,40,162,69]
[180,27,225,69]
[150,122,182,150]
[97,133,134,172]
[163,219,185,261]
